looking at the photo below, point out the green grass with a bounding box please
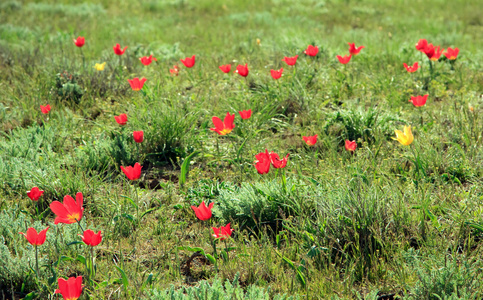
[1,0,483,299]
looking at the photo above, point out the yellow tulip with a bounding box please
[93,62,106,71]
[393,125,414,146]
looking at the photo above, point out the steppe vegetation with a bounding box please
[0,0,482,299]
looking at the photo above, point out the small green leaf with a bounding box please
[121,195,138,209]
[66,241,83,246]
[76,255,86,265]
[205,254,216,264]
[180,151,200,187]
[115,266,129,291]
[140,207,157,220]
[466,222,483,232]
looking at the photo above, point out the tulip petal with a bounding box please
[63,195,79,215]
[211,116,224,131]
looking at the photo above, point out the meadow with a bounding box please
[0,0,482,299]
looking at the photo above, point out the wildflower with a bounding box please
[120,163,142,181]
[270,68,283,80]
[114,113,128,126]
[170,65,179,76]
[430,46,444,61]
[180,55,196,68]
[113,43,127,55]
[80,229,102,247]
[282,55,298,66]
[219,64,231,73]
[238,109,252,119]
[40,104,51,114]
[304,45,319,56]
[403,62,419,73]
[345,140,357,152]
[19,227,49,246]
[444,47,459,60]
[191,201,214,221]
[415,39,428,52]
[393,125,414,146]
[27,187,44,201]
[423,44,444,61]
[255,150,271,174]
[235,64,249,77]
[139,55,157,66]
[50,193,84,224]
[127,77,147,91]
[133,131,144,143]
[336,54,352,64]
[270,152,289,169]
[256,38,261,45]
[409,95,428,107]
[93,62,106,71]
[55,276,83,300]
[212,223,233,240]
[303,135,318,146]
[73,36,85,48]
[210,112,235,135]
[348,43,365,55]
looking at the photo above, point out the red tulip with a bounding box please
[444,47,459,60]
[345,140,357,152]
[40,104,51,114]
[133,131,144,143]
[180,55,196,68]
[128,77,147,91]
[170,65,179,76]
[50,193,84,225]
[139,55,157,66]
[73,36,84,48]
[270,152,289,169]
[19,227,49,246]
[409,94,428,107]
[430,46,444,61]
[270,68,283,80]
[210,112,235,135]
[191,201,214,221]
[238,109,252,120]
[219,64,231,73]
[302,135,318,146]
[212,223,233,240]
[348,43,365,55]
[114,113,128,126]
[113,43,127,55]
[120,163,142,181]
[55,276,83,300]
[235,64,249,77]
[27,187,44,201]
[255,149,271,175]
[282,55,298,66]
[415,39,428,52]
[304,45,319,56]
[403,62,419,73]
[423,44,444,61]
[80,229,102,247]
[336,54,352,64]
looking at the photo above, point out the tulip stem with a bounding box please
[90,246,95,279]
[224,240,230,261]
[80,48,85,71]
[216,136,220,158]
[76,220,85,234]
[212,239,218,271]
[312,148,318,179]
[35,245,39,278]
[281,169,287,194]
